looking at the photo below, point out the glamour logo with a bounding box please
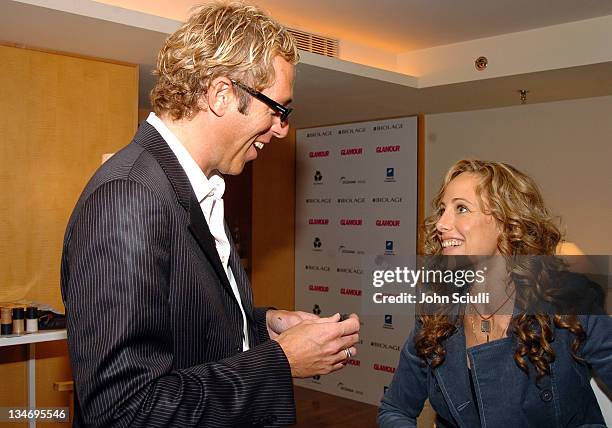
[371,341,401,351]
[306,130,332,138]
[372,197,403,203]
[337,267,363,275]
[376,219,401,227]
[309,150,329,158]
[305,265,330,272]
[346,359,361,367]
[340,288,362,296]
[340,147,363,156]
[309,284,329,292]
[305,198,331,204]
[340,219,363,226]
[376,145,401,153]
[374,364,396,373]
[309,218,329,225]
[337,197,366,204]
[338,127,366,135]
[373,123,403,131]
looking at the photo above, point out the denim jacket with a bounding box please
[378,315,611,428]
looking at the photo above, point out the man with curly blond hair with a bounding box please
[61,2,359,426]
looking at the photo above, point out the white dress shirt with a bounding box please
[146,112,250,350]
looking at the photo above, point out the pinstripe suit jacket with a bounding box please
[61,122,295,427]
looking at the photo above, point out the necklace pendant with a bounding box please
[480,319,491,333]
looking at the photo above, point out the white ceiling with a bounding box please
[93,0,612,53]
[2,0,612,129]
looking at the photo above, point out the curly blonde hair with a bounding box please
[415,160,585,379]
[150,1,299,120]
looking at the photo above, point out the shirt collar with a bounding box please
[146,112,225,202]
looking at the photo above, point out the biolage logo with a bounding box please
[306,130,332,138]
[373,123,403,131]
[337,197,366,204]
[308,218,329,225]
[384,314,393,329]
[375,145,401,153]
[305,264,330,272]
[313,237,322,251]
[336,267,363,275]
[338,127,366,135]
[370,341,401,351]
[309,284,329,293]
[385,167,396,182]
[312,170,324,185]
[339,176,366,185]
[340,147,363,156]
[372,196,403,203]
[340,288,362,296]
[340,218,363,226]
[385,240,395,255]
[376,219,401,227]
[373,363,396,373]
[312,304,322,315]
[309,150,329,158]
[338,245,365,255]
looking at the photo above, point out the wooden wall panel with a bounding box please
[251,130,296,310]
[0,45,138,424]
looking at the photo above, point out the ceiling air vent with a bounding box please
[287,28,339,58]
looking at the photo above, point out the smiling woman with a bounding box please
[378,159,611,428]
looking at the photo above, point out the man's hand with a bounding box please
[266,310,319,340]
[273,313,360,378]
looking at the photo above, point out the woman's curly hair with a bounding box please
[150,1,299,120]
[415,159,585,379]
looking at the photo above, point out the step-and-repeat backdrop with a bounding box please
[294,117,419,405]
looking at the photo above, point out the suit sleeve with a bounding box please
[377,327,429,428]
[580,315,612,389]
[61,180,295,427]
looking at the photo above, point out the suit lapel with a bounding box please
[133,122,233,295]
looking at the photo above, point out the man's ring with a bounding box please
[344,348,352,360]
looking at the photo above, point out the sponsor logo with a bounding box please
[346,359,361,367]
[336,267,363,275]
[370,341,401,351]
[384,314,393,329]
[311,374,322,384]
[305,198,331,204]
[373,123,404,132]
[376,145,401,153]
[385,240,395,255]
[340,147,363,156]
[376,219,401,227]
[309,284,329,293]
[384,386,389,394]
[337,197,366,204]
[309,150,330,158]
[339,176,366,185]
[338,127,366,135]
[340,288,362,296]
[313,170,323,185]
[313,237,322,251]
[373,363,396,373]
[336,382,364,395]
[340,218,363,226]
[338,245,365,255]
[312,304,322,315]
[385,167,396,182]
[305,264,330,272]
[306,130,332,138]
[372,196,403,203]
[309,218,329,225]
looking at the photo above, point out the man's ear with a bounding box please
[205,77,232,117]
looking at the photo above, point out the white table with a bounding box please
[0,329,68,427]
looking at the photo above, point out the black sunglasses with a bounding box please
[230,79,293,122]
